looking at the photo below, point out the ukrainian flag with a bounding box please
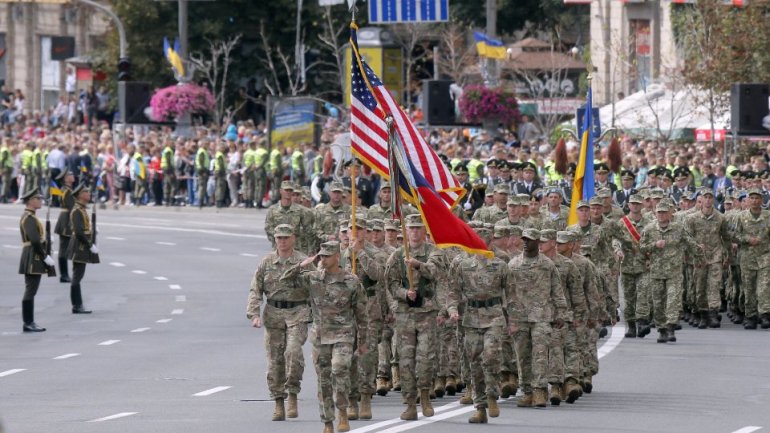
[164,37,185,78]
[474,31,507,59]
[567,87,595,226]
[49,181,63,197]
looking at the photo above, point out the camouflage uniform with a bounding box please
[569,243,606,382]
[538,205,570,231]
[434,247,461,395]
[472,205,506,224]
[280,242,368,425]
[315,202,352,243]
[734,206,770,325]
[447,253,509,409]
[616,211,653,324]
[247,242,309,401]
[264,184,315,254]
[377,243,397,386]
[685,208,731,321]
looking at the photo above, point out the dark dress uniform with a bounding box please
[67,200,99,313]
[19,199,48,332]
[54,184,74,282]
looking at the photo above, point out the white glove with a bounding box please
[463,202,472,210]
[44,255,55,267]
[90,245,99,254]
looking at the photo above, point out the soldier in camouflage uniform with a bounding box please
[685,188,731,329]
[723,195,744,323]
[539,188,570,231]
[247,224,309,421]
[507,228,568,408]
[314,181,352,243]
[434,245,461,399]
[472,183,508,223]
[377,220,399,394]
[280,241,368,433]
[499,225,523,398]
[446,241,508,424]
[734,188,770,329]
[384,214,444,420]
[265,182,315,254]
[640,201,702,342]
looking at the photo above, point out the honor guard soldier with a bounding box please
[54,170,75,283]
[594,163,617,193]
[614,170,638,211]
[67,183,99,314]
[19,189,55,332]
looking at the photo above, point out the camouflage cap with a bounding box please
[349,215,368,229]
[576,199,590,209]
[589,196,604,206]
[596,188,612,199]
[723,195,734,204]
[655,201,672,212]
[539,229,557,241]
[280,180,295,191]
[699,187,714,197]
[507,196,518,206]
[545,186,562,197]
[274,224,294,237]
[748,187,763,197]
[493,224,510,238]
[509,225,523,237]
[556,231,572,244]
[330,181,345,192]
[318,241,340,256]
[405,214,424,228]
[384,219,400,231]
[485,189,495,197]
[649,188,665,199]
[494,183,511,195]
[369,219,384,231]
[628,194,644,204]
[522,228,541,240]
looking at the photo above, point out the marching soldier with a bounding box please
[265,182,312,253]
[734,188,770,329]
[18,189,55,332]
[314,181,351,242]
[67,183,99,314]
[247,224,309,421]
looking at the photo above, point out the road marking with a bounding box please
[193,386,232,397]
[732,427,762,433]
[169,284,181,290]
[240,253,259,257]
[96,221,267,239]
[156,319,173,324]
[200,247,221,252]
[171,309,184,315]
[130,327,151,333]
[87,412,138,422]
[98,340,121,346]
[175,295,186,302]
[106,236,126,241]
[2,244,21,249]
[0,369,26,378]
[132,270,147,274]
[349,323,627,433]
[154,276,168,281]
[109,262,126,267]
[53,353,81,360]
[155,241,176,246]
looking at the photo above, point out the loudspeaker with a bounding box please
[423,80,457,126]
[118,81,151,124]
[731,83,770,136]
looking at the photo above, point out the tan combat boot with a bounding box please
[468,407,488,424]
[445,375,457,395]
[516,392,533,408]
[459,390,474,405]
[347,400,359,420]
[272,398,286,421]
[487,396,500,417]
[564,378,581,404]
[376,377,389,396]
[392,366,401,391]
[400,397,418,420]
[549,384,562,406]
[323,421,334,433]
[433,376,446,398]
[359,394,372,420]
[533,388,548,407]
[287,393,298,418]
[420,389,434,417]
[500,372,513,398]
[337,408,350,432]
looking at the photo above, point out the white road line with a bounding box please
[155,241,176,246]
[200,247,221,252]
[87,412,138,422]
[175,295,187,302]
[2,244,21,249]
[0,369,26,378]
[154,276,168,281]
[169,284,181,290]
[130,327,151,333]
[96,221,267,239]
[349,323,627,433]
[105,236,126,241]
[109,262,126,267]
[192,386,232,397]
[132,270,147,274]
[240,253,259,257]
[171,309,184,315]
[156,319,173,324]
[53,353,81,360]
[98,340,121,346]
[732,427,762,433]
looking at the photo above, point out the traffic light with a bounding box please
[117,57,131,82]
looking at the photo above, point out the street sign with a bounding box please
[369,0,449,23]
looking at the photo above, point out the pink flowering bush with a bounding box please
[459,84,521,125]
[150,83,215,121]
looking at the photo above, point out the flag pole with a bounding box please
[350,159,358,275]
[386,116,415,291]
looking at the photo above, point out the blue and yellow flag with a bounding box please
[474,31,507,59]
[568,87,595,226]
[49,181,62,197]
[164,37,185,78]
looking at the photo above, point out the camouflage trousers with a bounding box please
[395,310,437,399]
[650,274,683,327]
[694,262,723,311]
[546,325,567,385]
[457,321,470,385]
[584,325,599,377]
[312,341,353,423]
[255,169,267,206]
[351,320,382,398]
[621,272,648,321]
[1,170,12,199]
[243,170,256,203]
[600,266,620,315]
[512,322,551,392]
[464,325,502,408]
[163,175,176,204]
[563,324,582,381]
[500,333,517,380]
[215,175,228,205]
[377,323,394,379]
[133,178,147,203]
[683,263,695,313]
[270,170,283,203]
[197,173,209,206]
[742,267,770,317]
[437,321,460,379]
[728,265,743,314]
[264,323,308,400]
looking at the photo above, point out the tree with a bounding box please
[435,22,476,85]
[189,34,242,130]
[391,23,434,107]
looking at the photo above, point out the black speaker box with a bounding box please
[731,83,770,136]
[423,80,456,126]
[118,81,151,124]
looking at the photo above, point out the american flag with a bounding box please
[349,25,463,208]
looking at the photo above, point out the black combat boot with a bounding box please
[656,327,669,343]
[708,310,721,328]
[624,321,637,338]
[744,316,758,330]
[667,324,677,342]
[697,312,708,329]
[637,319,651,338]
[759,314,770,330]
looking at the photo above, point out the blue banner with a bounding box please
[369,0,449,23]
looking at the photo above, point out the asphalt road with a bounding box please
[0,203,768,433]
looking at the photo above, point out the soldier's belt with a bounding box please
[267,299,308,309]
[467,297,502,308]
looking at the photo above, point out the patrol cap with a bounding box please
[369,219,384,231]
[724,195,734,204]
[556,231,572,244]
[318,241,340,256]
[507,196,518,206]
[589,196,604,206]
[384,219,400,231]
[596,188,612,199]
[576,200,590,209]
[539,229,557,241]
[628,194,644,204]
[532,188,544,201]
[379,184,391,191]
[545,187,562,197]
[509,225,523,237]
[522,228,541,240]
[485,189,495,197]
[339,220,349,232]
[494,183,511,195]
[274,224,294,237]
[748,187,763,197]
[655,201,672,212]
[405,214,425,228]
[21,188,42,202]
[493,224,510,238]
[330,181,344,192]
[650,188,665,199]
[72,183,88,195]
[280,181,295,191]
[349,216,367,229]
